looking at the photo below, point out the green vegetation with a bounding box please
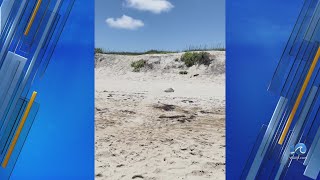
[183,44,225,52]
[180,52,212,67]
[179,71,188,75]
[103,50,175,55]
[94,44,225,55]
[131,59,146,72]
[144,50,174,54]
[95,48,105,54]
[94,48,175,55]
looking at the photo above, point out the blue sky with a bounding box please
[95,0,225,52]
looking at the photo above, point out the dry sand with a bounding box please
[95,51,225,180]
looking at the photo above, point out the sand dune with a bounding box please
[95,51,225,180]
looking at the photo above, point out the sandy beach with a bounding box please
[95,51,225,180]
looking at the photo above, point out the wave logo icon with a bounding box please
[290,143,307,156]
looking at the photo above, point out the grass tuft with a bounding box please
[131,59,146,72]
[180,52,212,67]
[95,48,105,54]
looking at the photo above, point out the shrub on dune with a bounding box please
[131,59,146,72]
[181,52,212,67]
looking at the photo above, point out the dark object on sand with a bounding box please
[132,175,144,179]
[153,104,176,111]
[159,115,186,119]
[164,88,174,93]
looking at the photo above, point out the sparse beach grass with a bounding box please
[131,59,146,72]
[95,44,225,55]
[181,52,212,67]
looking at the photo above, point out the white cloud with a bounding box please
[106,15,144,30]
[125,0,174,14]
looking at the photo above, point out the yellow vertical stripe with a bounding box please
[278,47,320,145]
[2,91,38,168]
[24,0,42,36]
